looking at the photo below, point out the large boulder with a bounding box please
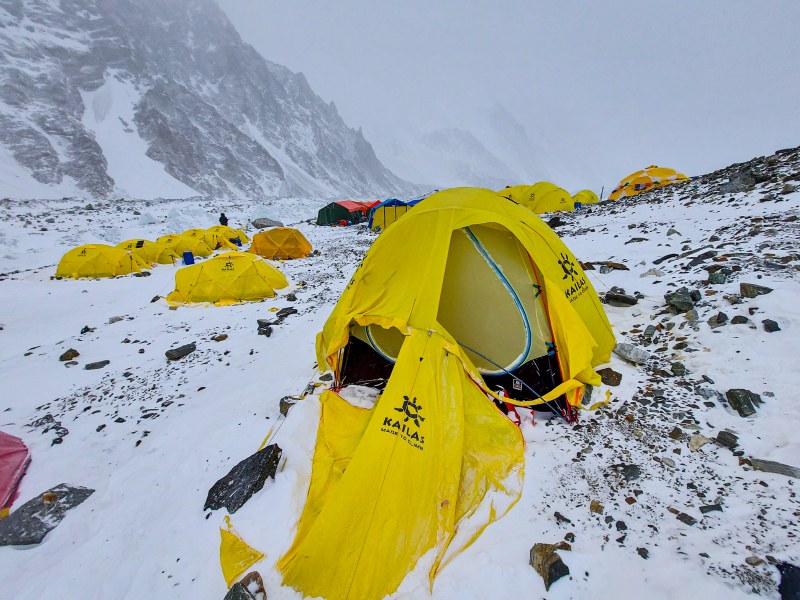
[0,484,94,546]
[204,444,282,514]
[251,217,283,229]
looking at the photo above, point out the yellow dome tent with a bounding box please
[166,252,289,306]
[206,225,250,246]
[609,165,689,200]
[573,189,599,205]
[116,239,179,265]
[276,187,615,600]
[497,182,574,213]
[183,227,238,251]
[157,233,213,258]
[55,244,149,279]
[248,228,312,260]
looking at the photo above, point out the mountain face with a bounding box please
[0,0,413,200]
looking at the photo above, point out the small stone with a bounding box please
[625,496,636,505]
[165,343,196,361]
[59,348,79,361]
[616,520,627,531]
[707,311,728,328]
[716,430,739,449]
[257,325,273,337]
[731,315,749,325]
[84,360,110,370]
[108,316,124,324]
[676,512,697,526]
[597,368,622,386]
[659,457,676,468]
[665,287,694,312]
[667,228,680,236]
[668,427,685,441]
[749,458,800,479]
[762,319,781,333]
[275,307,298,320]
[690,289,702,302]
[685,309,699,322]
[554,512,573,525]
[79,325,93,335]
[745,556,764,567]
[708,272,727,285]
[613,343,650,365]
[211,334,228,342]
[642,325,657,340]
[529,543,571,591]
[781,183,797,194]
[114,417,125,423]
[740,283,773,298]
[611,463,641,482]
[637,548,649,559]
[700,503,722,514]
[725,389,761,417]
[670,362,687,376]
[285,292,297,302]
[279,396,296,417]
[688,434,713,452]
[589,500,604,514]
[150,295,161,303]
[605,292,638,307]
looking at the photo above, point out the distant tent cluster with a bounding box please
[496,182,599,213]
[316,200,381,226]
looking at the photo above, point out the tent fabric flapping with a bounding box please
[573,189,599,205]
[165,252,288,306]
[116,239,179,265]
[368,198,415,232]
[316,200,379,226]
[0,431,30,510]
[55,244,149,279]
[497,182,575,213]
[157,234,214,258]
[279,187,614,600]
[248,228,312,260]
[609,165,689,200]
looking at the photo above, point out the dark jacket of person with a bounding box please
[219,213,228,226]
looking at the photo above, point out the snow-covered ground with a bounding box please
[0,151,798,599]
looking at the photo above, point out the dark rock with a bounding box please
[279,396,296,416]
[256,318,273,328]
[740,283,773,298]
[653,253,678,265]
[84,360,110,370]
[762,319,781,333]
[554,511,572,525]
[668,427,685,441]
[604,292,638,307]
[251,217,283,229]
[204,444,283,514]
[665,287,694,312]
[708,312,728,328]
[275,307,298,320]
[750,459,800,479]
[687,250,717,267]
[637,547,649,559]
[720,169,756,193]
[79,325,94,334]
[731,315,749,325]
[708,272,727,285]
[700,503,723,514]
[285,292,297,302]
[211,334,228,342]
[597,368,622,386]
[257,325,273,337]
[670,362,687,376]
[0,484,94,546]
[689,289,702,302]
[642,325,657,340]
[546,216,564,228]
[529,543,570,591]
[319,373,333,382]
[150,295,161,303]
[611,463,641,482]
[616,520,627,531]
[165,342,196,361]
[716,430,739,449]
[676,512,697,526]
[625,237,648,244]
[726,389,761,417]
[777,563,800,600]
[59,348,79,361]
[224,572,266,600]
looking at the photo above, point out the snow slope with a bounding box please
[0,147,798,599]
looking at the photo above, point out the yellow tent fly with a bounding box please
[206,225,250,246]
[249,228,312,260]
[497,182,574,213]
[157,233,213,258]
[609,165,689,200]
[55,244,149,279]
[166,252,289,306]
[182,227,238,251]
[572,189,599,205]
[278,187,615,600]
[219,516,264,588]
[116,239,179,265]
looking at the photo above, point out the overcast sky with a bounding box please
[220,1,800,191]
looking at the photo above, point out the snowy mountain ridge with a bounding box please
[0,0,415,200]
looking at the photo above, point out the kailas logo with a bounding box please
[558,253,578,281]
[78,248,87,256]
[221,260,235,271]
[380,395,425,450]
[395,395,424,427]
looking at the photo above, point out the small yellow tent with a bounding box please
[573,189,599,205]
[249,228,312,260]
[183,227,238,251]
[497,182,574,213]
[609,165,689,200]
[116,239,179,265]
[206,225,249,246]
[166,252,289,306]
[157,233,213,258]
[55,244,149,279]
[278,187,615,600]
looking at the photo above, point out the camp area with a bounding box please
[249,228,312,260]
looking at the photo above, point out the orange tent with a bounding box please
[249,228,312,260]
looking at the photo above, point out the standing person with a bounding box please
[219,212,228,226]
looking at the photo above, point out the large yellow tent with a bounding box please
[248,228,312,260]
[497,182,574,213]
[276,187,614,600]
[609,165,689,200]
[166,252,289,306]
[55,244,149,279]
[116,239,179,265]
[206,225,249,246]
[573,189,599,205]
[157,233,213,258]
[183,227,238,251]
